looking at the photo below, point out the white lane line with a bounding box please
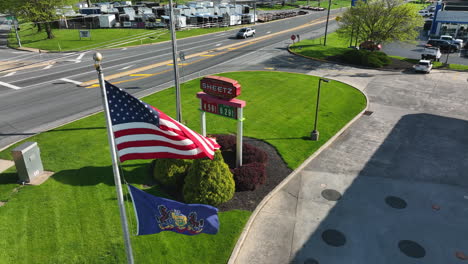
[121,65,134,70]
[0,81,21,90]
[12,51,26,54]
[76,53,85,61]
[60,78,82,85]
[43,64,53,70]
[215,43,222,46]
[267,31,271,34]
[121,47,127,50]
[5,72,16,77]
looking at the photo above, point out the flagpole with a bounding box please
[93,52,135,264]
[169,0,182,122]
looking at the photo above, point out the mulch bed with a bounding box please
[148,136,293,212]
[218,137,292,212]
[326,55,415,71]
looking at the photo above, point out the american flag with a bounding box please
[105,81,220,162]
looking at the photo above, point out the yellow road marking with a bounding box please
[167,63,189,66]
[80,15,336,87]
[129,74,153,76]
[264,67,275,70]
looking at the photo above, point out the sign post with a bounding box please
[291,34,296,43]
[197,76,246,167]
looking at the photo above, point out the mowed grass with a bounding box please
[8,23,241,51]
[290,31,350,59]
[0,71,366,263]
[258,0,352,10]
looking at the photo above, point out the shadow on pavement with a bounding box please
[291,113,468,264]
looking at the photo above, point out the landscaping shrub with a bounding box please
[231,162,267,191]
[341,49,391,68]
[153,159,193,190]
[212,134,236,151]
[183,150,235,206]
[242,143,268,164]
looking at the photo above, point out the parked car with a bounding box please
[359,40,382,51]
[236,27,255,39]
[413,59,433,73]
[421,46,441,61]
[440,35,464,48]
[426,39,459,53]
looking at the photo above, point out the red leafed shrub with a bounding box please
[230,162,267,191]
[213,134,269,191]
[212,134,237,151]
[243,143,268,164]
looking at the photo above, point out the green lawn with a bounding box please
[258,0,351,10]
[8,23,241,51]
[292,32,468,71]
[0,71,366,263]
[290,31,350,59]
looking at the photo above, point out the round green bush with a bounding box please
[153,159,193,190]
[183,150,235,206]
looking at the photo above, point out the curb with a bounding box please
[227,79,369,264]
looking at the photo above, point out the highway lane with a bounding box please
[0,10,341,149]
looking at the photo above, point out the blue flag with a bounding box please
[127,184,219,236]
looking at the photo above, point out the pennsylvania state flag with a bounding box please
[127,185,219,236]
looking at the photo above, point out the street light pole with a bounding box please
[169,0,182,122]
[323,0,332,46]
[311,78,329,141]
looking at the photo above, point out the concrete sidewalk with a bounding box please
[229,64,468,264]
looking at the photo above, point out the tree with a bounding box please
[0,0,73,39]
[337,0,424,45]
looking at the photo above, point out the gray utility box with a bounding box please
[12,142,44,183]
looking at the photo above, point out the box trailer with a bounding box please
[99,14,116,28]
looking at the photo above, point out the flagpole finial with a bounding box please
[93,52,103,69]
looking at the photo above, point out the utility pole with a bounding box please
[323,0,332,46]
[169,0,182,122]
[14,19,21,48]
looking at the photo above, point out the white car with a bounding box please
[413,60,433,73]
[236,27,255,39]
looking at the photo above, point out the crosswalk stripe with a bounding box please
[60,78,82,85]
[0,81,21,90]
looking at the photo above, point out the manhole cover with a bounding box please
[321,229,346,247]
[398,240,426,258]
[321,189,342,201]
[304,258,319,264]
[385,196,407,209]
[363,110,374,116]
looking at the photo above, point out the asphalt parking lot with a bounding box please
[382,34,468,65]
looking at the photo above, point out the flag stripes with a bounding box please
[105,81,219,162]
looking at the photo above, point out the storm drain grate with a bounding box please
[363,111,374,116]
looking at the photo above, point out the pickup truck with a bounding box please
[236,27,255,39]
[418,10,434,17]
[413,60,433,73]
[440,35,464,48]
[421,46,441,61]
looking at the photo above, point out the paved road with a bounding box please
[0,10,341,150]
[231,62,468,263]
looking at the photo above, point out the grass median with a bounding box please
[0,71,366,263]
